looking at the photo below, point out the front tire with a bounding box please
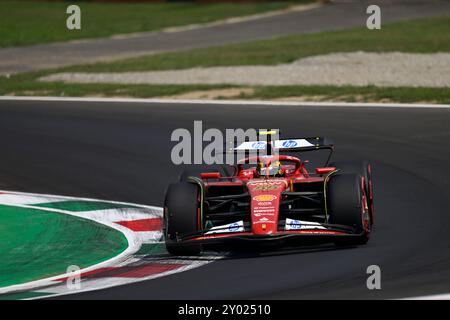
[164,182,202,256]
[330,161,374,225]
[328,173,371,246]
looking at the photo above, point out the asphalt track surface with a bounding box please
[1,0,450,74]
[1,99,450,299]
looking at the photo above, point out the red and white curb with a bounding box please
[0,190,222,299]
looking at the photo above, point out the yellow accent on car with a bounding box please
[259,130,278,135]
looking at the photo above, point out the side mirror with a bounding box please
[315,167,337,174]
[200,172,222,179]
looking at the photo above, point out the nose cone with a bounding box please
[247,179,288,234]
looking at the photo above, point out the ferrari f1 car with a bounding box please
[164,136,374,256]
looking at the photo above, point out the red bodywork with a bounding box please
[180,155,363,246]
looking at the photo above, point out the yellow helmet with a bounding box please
[256,160,284,177]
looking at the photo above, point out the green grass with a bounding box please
[2,71,448,103]
[0,71,234,97]
[243,85,450,104]
[61,15,450,73]
[0,291,54,300]
[1,15,449,104]
[0,1,299,48]
[34,200,140,212]
[0,204,127,288]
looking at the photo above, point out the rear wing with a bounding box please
[273,137,334,152]
[233,137,334,153]
[229,134,334,166]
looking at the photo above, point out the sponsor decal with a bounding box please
[274,139,314,149]
[254,185,278,191]
[286,219,302,230]
[296,230,338,235]
[205,221,244,235]
[254,208,276,214]
[256,201,272,206]
[254,212,275,217]
[229,222,240,232]
[285,218,326,231]
[253,195,277,202]
[248,180,288,191]
[282,140,298,148]
[247,180,286,186]
[251,141,267,150]
[235,141,268,151]
[254,208,275,211]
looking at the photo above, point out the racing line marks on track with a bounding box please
[0,190,223,299]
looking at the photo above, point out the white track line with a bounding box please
[401,293,450,300]
[0,189,161,212]
[0,96,449,109]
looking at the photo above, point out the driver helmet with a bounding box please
[256,160,284,177]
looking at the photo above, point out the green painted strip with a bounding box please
[0,291,53,300]
[0,204,128,288]
[33,200,139,212]
[135,243,167,255]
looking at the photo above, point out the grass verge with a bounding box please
[242,86,450,104]
[0,71,234,98]
[2,71,448,104]
[60,15,450,73]
[0,1,302,48]
[0,204,127,288]
[1,16,449,104]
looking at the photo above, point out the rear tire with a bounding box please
[330,161,374,225]
[164,182,202,256]
[328,173,370,246]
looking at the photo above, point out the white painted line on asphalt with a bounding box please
[0,188,162,213]
[401,293,450,300]
[1,96,449,109]
[0,193,66,206]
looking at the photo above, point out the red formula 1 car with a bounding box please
[164,136,374,256]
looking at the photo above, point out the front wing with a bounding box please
[173,223,363,246]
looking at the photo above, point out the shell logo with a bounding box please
[253,195,277,202]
